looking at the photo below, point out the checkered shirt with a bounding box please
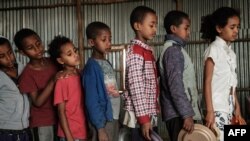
[123,39,159,124]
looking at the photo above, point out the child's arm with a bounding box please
[97,128,109,141]
[29,71,66,107]
[233,88,242,117]
[58,102,74,141]
[29,78,55,107]
[203,58,215,128]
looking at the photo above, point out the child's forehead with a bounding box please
[178,17,190,25]
[22,35,41,44]
[96,29,111,36]
[142,12,157,21]
[0,43,12,52]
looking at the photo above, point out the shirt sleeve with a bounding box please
[83,63,106,129]
[126,53,150,124]
[18,68,38,94]
[163,46,195,118]
[203,45,218,64]
[54,79,69,105]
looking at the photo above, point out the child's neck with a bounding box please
[92,51,105,60]
[219,36,231,46]
[63,66,78,75]
[135,35,148,43]
[1,66,17,78]
[29,57,46,69]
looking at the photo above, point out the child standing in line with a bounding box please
[0,36,31,141]
[83,22,120,141]
[200,7,244,141]
[123,6,159,141]
[157,10,202,141]
[14,28,57,141]
[48,35,87,141]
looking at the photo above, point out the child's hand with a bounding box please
[54,71,70,81]
[183,117,194,133]
[66,137,74,141]
[205,111,215,129]
[107,85,119,97]
[141,122,152,140]
[98,128,109,141]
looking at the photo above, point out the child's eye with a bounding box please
[0,55,4,58]
[8,51,13,55]
[25,46,33,50]
[74,47,78,53]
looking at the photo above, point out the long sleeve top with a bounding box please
[123,39,159,125]
[158,34,201,121]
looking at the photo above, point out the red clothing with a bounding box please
[19,58,57,127]
[54,75,87,139]
[124,39,159,124]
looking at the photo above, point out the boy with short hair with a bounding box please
[83,21,120,141]
[123,6,159,141]
[14,28,57,141]
[157,10,202,141]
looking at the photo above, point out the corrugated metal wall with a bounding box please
[1,0,250,140]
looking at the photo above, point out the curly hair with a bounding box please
[48,35,72,70]
[200,7,240,42]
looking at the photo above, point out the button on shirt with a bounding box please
[203,36,237,113]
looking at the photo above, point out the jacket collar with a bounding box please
[165,34,187,48]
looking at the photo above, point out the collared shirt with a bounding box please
[204,36,237,113]
[123,39,159,125]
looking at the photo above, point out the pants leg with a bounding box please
[31,126,54,141]
[131,128,145,141]
[0,131,30,141]
[165,117,183,141]
[130,126,158,141]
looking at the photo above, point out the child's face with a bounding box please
[20,35,45,60]
[136,12,157,41]
[0,43,16,69]
[216,16,240,43]
[172,18,190,41]
[57,42,80,67]
[89,29,111,55]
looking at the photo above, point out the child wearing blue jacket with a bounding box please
[82,22,120,141]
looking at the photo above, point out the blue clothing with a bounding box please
[82,58,113,129]
[158,34,201,121]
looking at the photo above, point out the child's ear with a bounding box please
[215,25,222,34]
[133,22,141,31]
[170,25,176,33]
[56,58,64,65]
[87,39,95,47]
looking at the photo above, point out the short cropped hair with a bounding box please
[0,37,11,48]
[130,6,156,31]
[164,10,189,34]
[86,22,110,40]
[14,28,40,50]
